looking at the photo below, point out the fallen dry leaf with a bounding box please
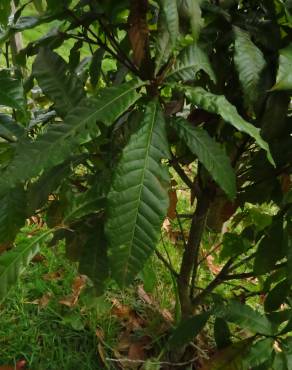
[167,188,178,220]
[206,255,222,275]
[111,298,143,331]
[31,292,52,308]
[0,360,27,370]
[43,270,63,281]
[59,275,87,307]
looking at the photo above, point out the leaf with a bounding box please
[2,79,143,190]
[220,233,250,260]
[78,222,109,296]
[176,85,274,165]
[243,338,274,368]
[166,43,216,83]
[0,113,25,142]
[171,117,236,199]
[90,48,104,87]
[201,338,253,370]
[233,26,266,109]
[59,275,87,307]
[216,301,273,336]
[106,100,170,287]
[155,22,172,75]
[159,0,179,48]
[0,230,52,302]
[0,186,26,244]
[214,318,232,350]
[264,279,290,312]
[33,48,85,117]
[177,0,203,40]
[0,0,11,26]
[272,45,292,91]
[0,70,25,111]
[169,311,210,348]
[254,219,284,275]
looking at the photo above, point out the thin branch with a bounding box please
[170,159,193,189]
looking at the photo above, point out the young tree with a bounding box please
[0,0,291,366]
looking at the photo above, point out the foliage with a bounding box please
[0,0,291,365]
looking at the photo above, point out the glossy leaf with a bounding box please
[176,85,274,165]
[216,301,273,336]
[233,26,266,108]
[0,71,25,111]
[167,43,216,82]
[272,45,292,91]
[159,0,179,48]
[2,79,143,190]
[171,117,236,198]
[33,48,85,117]
[106,101,170,287]
[0,230,52,302]
[169,311,210,348]
[0,186,26,244]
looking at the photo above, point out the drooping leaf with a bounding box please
[166,43,216,83]
[159,0,179,48]
[272,44,292,91]
[175,85,274,165]
[0,230,52,302]
[0,114,25,142]
[233,26,266,109]
[155,20,172,75]
[254,219,284,275]
[90,48,104,87]
[0,70,25,111]
[171,117,236,198]
[216,301,273,336]
[264,279,290,312]
[33,48,85,117]
[214,318,232,350]
[106,100,170,287]
[177,0,203,40]
[1,79,143,190]
[168,311,210,348]
[243,338,274,369]
[0,186,27,244]
[201,338,253,370]
[79,222,109,296]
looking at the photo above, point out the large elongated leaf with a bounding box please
[171,117,236,198]
[216,301,273,336]
[175,85,274,165]
[0,230,52,302]
[233,27,266,109]
[177,0,203,40]
[0,71,25,111]
[2,79,143,190]
[0,0,11,26]
[33,48,85,117]
[0,186,26,244]
[169,312,210,348]
[106,101,170,287]
[166,43,216,83]
[272,44,292,91]
[159,0,179,48]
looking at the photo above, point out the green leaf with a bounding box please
[169,311,210,348]
[159,0,179,48]
[2,79,143,190]
[0,114,25,142]
[0,70,25,111]
[0,230,52,302]
[273,353,288,370]
[33,48,85,117]
[155,23,172,75]
[176,85,274,165]
[0,186,27,244]
[254,219,284,276]
[220,233,250,260]
[79,222,109,296]
[177,0,203,40]
[171,117,236,198]
[90,48,104,87]
[242,338,274,369]
[106,101,170,287]
[264,279,290,312]
[216,301,273,336]
[0,0,11,26]
[272,45,292,91]
[214,318,232,350]
[233,26,266,109]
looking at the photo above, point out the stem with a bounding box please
[177,192,210,318]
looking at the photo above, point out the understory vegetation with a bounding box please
[0,0,292,369]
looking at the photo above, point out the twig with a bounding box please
[156,237,179,278]
[105,356,198,367]
[170,157,193,189]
